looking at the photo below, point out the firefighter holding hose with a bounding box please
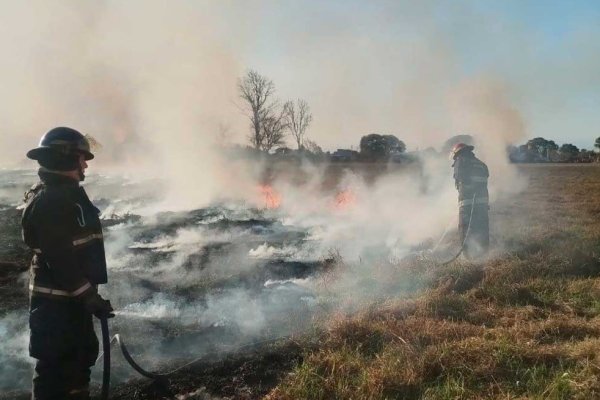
[450,142,490,258]
[22,127,114,399]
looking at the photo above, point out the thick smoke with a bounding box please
[0,312,31,390]
[2,1,597,201]
[3,0,596,394]
[0,0,248,209]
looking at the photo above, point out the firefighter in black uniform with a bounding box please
[450,143,490,258]
[22,127,114,399]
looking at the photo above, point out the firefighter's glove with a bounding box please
[84,293,115,319]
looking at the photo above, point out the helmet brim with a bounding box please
[26,146,94,161]
[26,147,52,161]
[81,150,94,160]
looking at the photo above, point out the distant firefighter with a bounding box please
[450,143,489,258]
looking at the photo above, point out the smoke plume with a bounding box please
[3,1,598,393]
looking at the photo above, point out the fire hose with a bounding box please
[439,193,477,265]
[100,317,171,400]
[98,317,289,399]
[100,318,110,400]
[100,315,198,399]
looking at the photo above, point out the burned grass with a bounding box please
[109,340,309,400]
[3,164,600,399]
[267,165,600,399]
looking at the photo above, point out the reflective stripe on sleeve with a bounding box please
[471,176,488,183]
[29,281,92,297]
[459,197,489,207]
[72,233,103,247]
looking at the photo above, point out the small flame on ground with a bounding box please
[333,189,356,210]
[259,184,282,209]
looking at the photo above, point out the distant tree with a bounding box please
[238,70,276,150]
[303,139,323,154]
[261,108,288,152]
[442,135,474,154]
[595,137,600,151]
[283,99,313,150]
[580,148,600,163]
[559,143,580,161]
[359,134,406,161]
[383,135,406,153]
[526,137,558,160]
[274,146,292,156]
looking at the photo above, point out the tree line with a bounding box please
[237,70,409,162]
[237,70,599,164]
[238,70,314,152]
[508,137,600,163]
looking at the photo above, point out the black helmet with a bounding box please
[27,127,94,162]
[449,142,475,160]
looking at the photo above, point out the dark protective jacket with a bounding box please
[452,151,489,206]
[22,172,107,301]
[23,171,106,397]
[453,151,490,258]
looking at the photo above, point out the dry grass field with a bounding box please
[266,164,600,400]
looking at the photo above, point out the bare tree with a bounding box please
[238,70,275,150]
[303,139,322,154]
[284,99,313,149]
[261,108,288,152]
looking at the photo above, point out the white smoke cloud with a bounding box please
[0,312,32,390]
[3,0,597,205]
[3,1,596,393]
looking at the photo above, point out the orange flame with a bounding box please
[259,185,282,209]
[333,189,356,210]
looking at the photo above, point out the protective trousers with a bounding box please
[459,204,489,259]
[29,296,98,400]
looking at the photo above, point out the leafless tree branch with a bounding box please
[283,98,313,149]
[261,106,288,152]
[238,70,276,149]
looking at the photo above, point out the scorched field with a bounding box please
[1,163,600,399]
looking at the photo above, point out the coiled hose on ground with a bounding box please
[99,318,289,399]
[100,317,204,399]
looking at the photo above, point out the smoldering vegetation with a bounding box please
[268,164,600,400]
[90,156,464,387]
[0,153,484,394]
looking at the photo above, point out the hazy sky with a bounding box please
[238,0,600,150]
[0,0,598,167]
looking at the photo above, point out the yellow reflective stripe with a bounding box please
[459,197,489,207]
[72,233,103,247]
[471,176,488,183]
[29,282,92,297]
